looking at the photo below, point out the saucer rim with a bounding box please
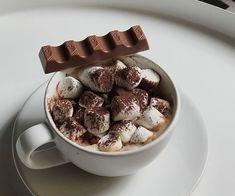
[11,81,208,196]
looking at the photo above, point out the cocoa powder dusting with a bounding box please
[125,66,141,86]
[132,88,148,111]
[151,98,171,116]
[111,95,139,114]
[139,79,160,95]
[90,68,114,92]
[109,120,131,133]
[79,91,104,108]
[52,99,73,124]
[50,59,173,152]
[103,133,119,146]
[84,107,109,131]
[54,99,73,111]
[59,117,87,140]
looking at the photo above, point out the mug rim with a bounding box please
[44,55,180,157]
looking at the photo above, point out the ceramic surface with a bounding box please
[12,83,207,195]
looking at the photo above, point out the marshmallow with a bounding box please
[139,69,160,93]
[52,99,73,124]
[114,88,148,110]
[109,60,127,73]
[114,60,127,70]
[89,67,114,92]
[109,121,136,143]
[59,117,87,141]
[79,91,104,108]
[84,107,110,135]
[132,88,149,111]
[130,126,153,144]
[77,66,101,87]
[136,106,165,129]
[150,97,171,116]
[57,76,83,99]
[85,144,99,151]
[98,133,122,152]
[73,107,84,124]
[114,87,132,97]
[78,66,114,93]
[115,66,142,90]
[111,95,140,121]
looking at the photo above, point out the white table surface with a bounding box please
[0,0,234,195]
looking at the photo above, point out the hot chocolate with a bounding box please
[49,58,172,152]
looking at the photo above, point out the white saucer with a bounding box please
[12,82,208,196]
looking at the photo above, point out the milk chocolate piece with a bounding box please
[39,25,149,73]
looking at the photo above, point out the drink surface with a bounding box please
[48,56,172,152]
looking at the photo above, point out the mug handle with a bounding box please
[16,123,69,169]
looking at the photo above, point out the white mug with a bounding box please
[16,55,180,177]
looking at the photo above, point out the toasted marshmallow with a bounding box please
[59,117,87,141]
[52,99,73,124]
[109,121,136,143]
[115,66,142,90]
[139,69,160,93]
[57,76,83,99]
[79,91,104,108]
[150,97,171,116]
[136,106,165,129]
[98,133,122,152]
[111,95,140,121]
[130,126,153,144]
[84,107,110,135]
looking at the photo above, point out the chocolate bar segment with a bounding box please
[39,25,149,73]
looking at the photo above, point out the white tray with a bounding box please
[0,1,234,195]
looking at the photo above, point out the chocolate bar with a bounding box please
[39,25,149,73]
